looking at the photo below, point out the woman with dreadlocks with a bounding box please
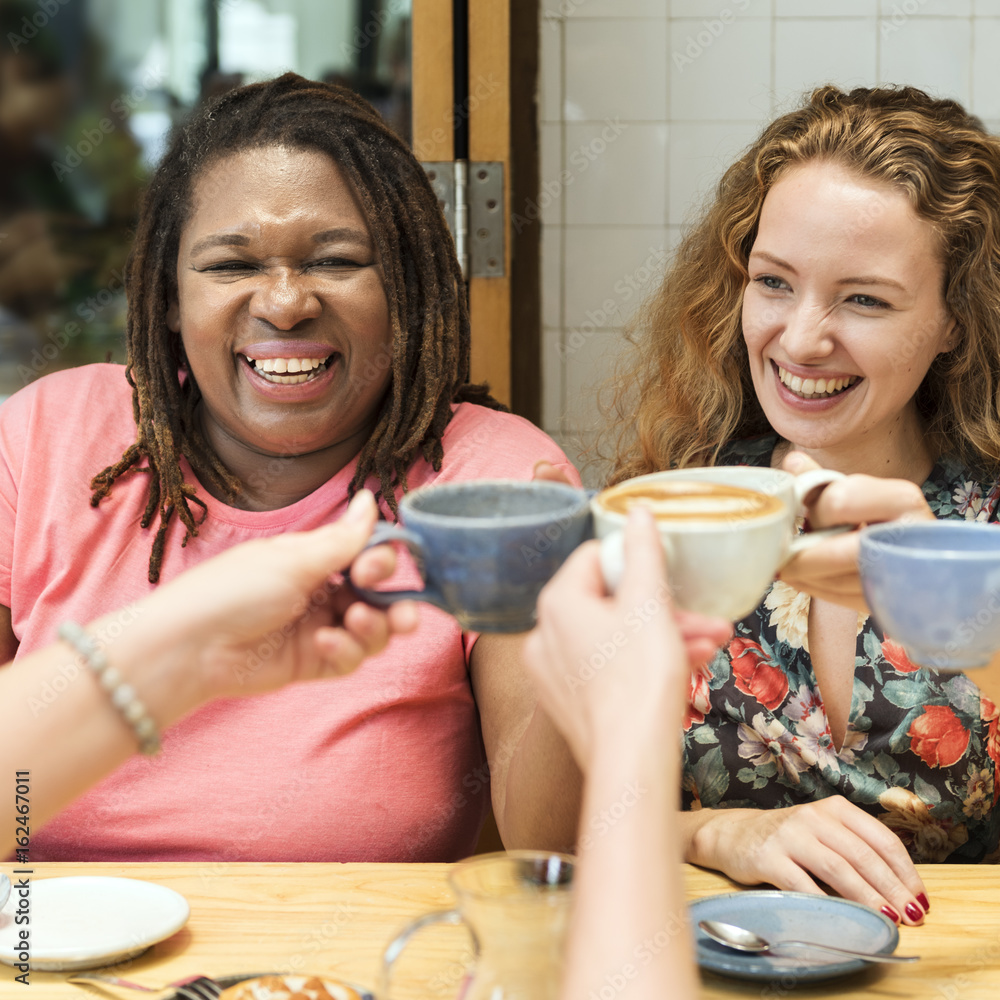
[0,74,585,862]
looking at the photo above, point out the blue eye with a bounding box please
[754,274,787,290]
[850,294,889,309]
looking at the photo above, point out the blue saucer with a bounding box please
[692,891,900,983]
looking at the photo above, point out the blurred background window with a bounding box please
[0,0,412,399]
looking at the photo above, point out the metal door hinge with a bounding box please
[422,161,505,279]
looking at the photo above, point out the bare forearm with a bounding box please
[0,607,201,853]
[561,737,698,1000]
[499,705,583,852]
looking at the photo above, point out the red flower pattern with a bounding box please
[982,696,1000,803]
[729,636,788,711]
[684,672,712,731]
[908,705,970,769]
[882,638,920,673]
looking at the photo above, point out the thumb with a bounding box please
[291,490,380,581]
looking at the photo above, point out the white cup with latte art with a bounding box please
[592,466,845,621]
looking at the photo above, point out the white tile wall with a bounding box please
[973,20,1000,119]
[774,20,878,102]
[537,3,1000,485]
[563,226,668,328]
[669,16,772,121]
[565,19,668,121]
[563,122,669,225]
[879,17,972,104]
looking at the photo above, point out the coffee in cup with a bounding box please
[593,466,845,621]
[597,480,786,522]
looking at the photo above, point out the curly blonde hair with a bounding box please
[606,85,1000,483]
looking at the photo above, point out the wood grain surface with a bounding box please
[3,862,998,999]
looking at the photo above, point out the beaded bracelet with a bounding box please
[58,620,161,756]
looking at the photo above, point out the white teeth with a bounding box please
[777,366,857,399]
[244,354,331,383]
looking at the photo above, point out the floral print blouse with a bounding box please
[681,435,1000,863]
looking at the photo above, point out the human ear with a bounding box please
[938,315,960,354]
[166,297,180,333]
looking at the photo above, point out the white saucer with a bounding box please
[0,876,190,971]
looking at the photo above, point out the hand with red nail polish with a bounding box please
[681,796,929,926]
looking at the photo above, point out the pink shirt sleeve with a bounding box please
[0,385,34,609]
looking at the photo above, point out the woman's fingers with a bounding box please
[703,801,928,926]
[532,459,574,485]
[808,474,934,529]
[348,543,397,588]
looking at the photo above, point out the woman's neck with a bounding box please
[770,416,937,485]
[192,412,375,512]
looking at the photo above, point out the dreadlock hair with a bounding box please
[91,72,503,583]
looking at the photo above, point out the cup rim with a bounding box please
[592,473,790,529]
[861,520,1000,558]
[401,479,589,525]
[447,849,576,900]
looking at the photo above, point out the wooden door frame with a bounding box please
[411,0,540,421]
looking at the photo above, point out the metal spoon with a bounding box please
[698,919,918,965]
[0,874,10,910]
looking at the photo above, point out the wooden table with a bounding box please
[3,862,999,999]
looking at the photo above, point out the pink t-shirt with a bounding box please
[0,365,579,861]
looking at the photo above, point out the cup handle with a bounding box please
[782,467,854,558]
[380,908,480,1000]
[599,528,675,594]
[790,467,846,510]
[346,523,448,611]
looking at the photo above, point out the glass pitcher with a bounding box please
[380,850,575,1000]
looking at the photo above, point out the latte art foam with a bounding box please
[599,481,784,522]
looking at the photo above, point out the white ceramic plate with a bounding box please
[0,876,189,971]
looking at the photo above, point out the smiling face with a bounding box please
[741,159,957,479]
[168,145,392,484]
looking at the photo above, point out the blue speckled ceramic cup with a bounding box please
[350,479,593,633]
[859,520,1000,670]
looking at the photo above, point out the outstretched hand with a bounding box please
[523,508,730,771]
[533,461,732,676]
[777,451,935,611]
[686,797,929,926]
[138,490,418,702]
